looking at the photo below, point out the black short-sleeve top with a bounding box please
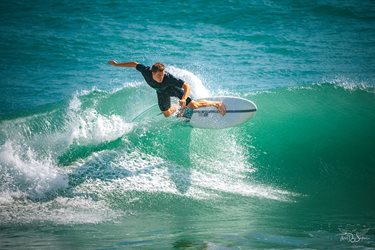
[136,64,185,92]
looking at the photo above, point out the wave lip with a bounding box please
[319,77,375,92]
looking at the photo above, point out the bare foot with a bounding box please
[217,102,226,116]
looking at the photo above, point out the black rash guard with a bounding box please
[136,63,192,111]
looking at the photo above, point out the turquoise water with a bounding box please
[1,0,375,249]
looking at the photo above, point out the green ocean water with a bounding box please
[1,0,375,249]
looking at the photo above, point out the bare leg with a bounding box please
[187,100,226,116]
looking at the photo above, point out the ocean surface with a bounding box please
[1,0,375,249]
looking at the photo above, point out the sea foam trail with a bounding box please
[0,89,133,201]
[0,196,121,225]
[0,140,68,200]
[71,147,294,202]
[0,88,136,224]
[66,94,133,145]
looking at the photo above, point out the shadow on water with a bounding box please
[164,122,193,194]
[131,104,195,193]
[131,120,194,194]
[173,239,208,250]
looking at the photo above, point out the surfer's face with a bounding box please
[152,70,164,83]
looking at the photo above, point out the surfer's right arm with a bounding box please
[108,60,139,67]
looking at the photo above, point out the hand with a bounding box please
[108,60,118,66]
[179,99,186,108]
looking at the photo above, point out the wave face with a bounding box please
[1,71,374,219]
[248,83,375,210]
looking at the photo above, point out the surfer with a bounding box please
[108,61,226,117]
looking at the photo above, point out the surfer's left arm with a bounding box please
[179,82,190,108]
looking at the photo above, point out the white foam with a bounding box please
[69,144,294,202]
[119,81,144,91]
[166,66,210,98]
[68,108,133,145]
[74,86,101,97]
[187,131,293,201]
[68,94,82,111]
[74,167,215,200]
[0,191,17,204]
[192,171,292,201]
[0,140,68,200]
[0,90,134,200]
[0,139,121,225]
[321,76,374,92]
[66,93,134,145]
[0,196,121,225]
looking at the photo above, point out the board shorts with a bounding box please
[157,87,192,111]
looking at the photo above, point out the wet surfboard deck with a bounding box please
[183,96,257,129]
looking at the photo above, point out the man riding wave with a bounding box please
[108,61,226,117]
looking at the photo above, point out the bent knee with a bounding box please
[188,100,200,109]
[162,106,176,117]
[163,110,173,117]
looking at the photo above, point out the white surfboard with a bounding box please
[185,96,257,129]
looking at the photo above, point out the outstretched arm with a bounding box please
[108,60,139,67]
